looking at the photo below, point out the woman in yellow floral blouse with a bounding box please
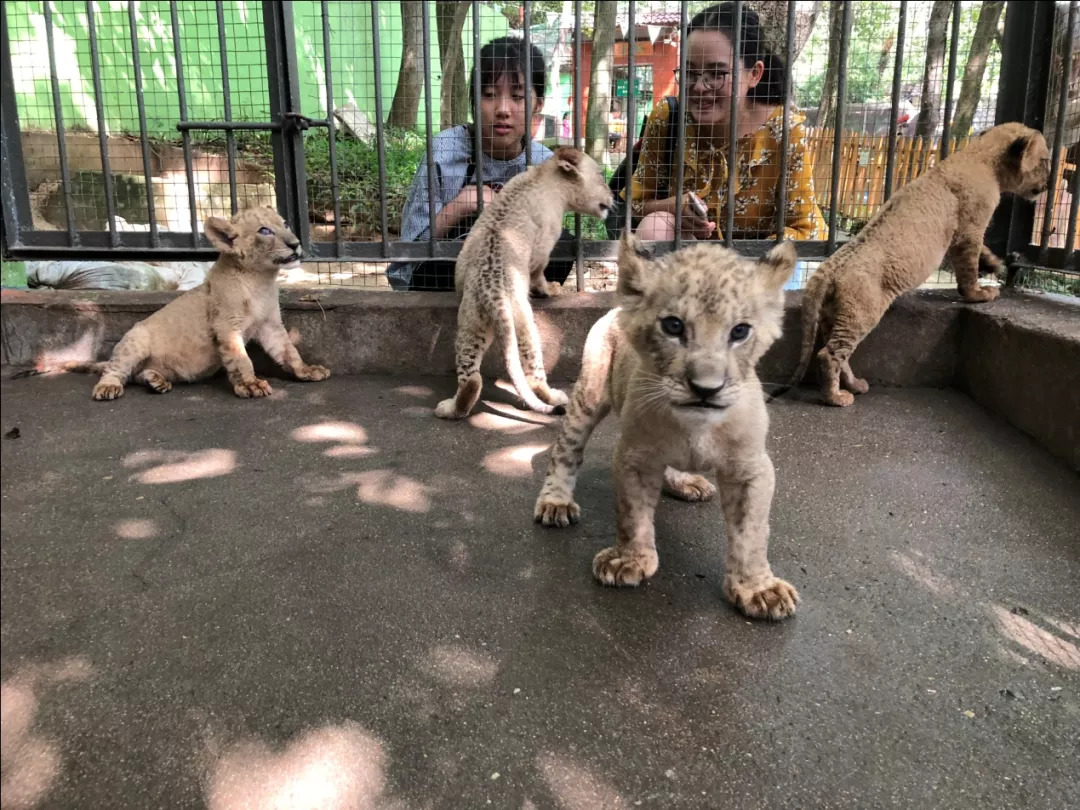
[631,2,826,241]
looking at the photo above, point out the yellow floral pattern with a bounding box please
[626,103,827,240]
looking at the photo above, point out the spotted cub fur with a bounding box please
[535,232,800,620]
[435,148,614,419]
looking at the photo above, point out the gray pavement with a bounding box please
[1,371,1078,809]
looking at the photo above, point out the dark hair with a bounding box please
[468,36,547,118]
[687,2,785,105]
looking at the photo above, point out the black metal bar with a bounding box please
[524,0,532,167]
[86,0,118,247]
[1065,160,1080,271]
[940,0,961,159]
[321,0,343,258]
[422,1,436,257]
[1038,0,1077,264]
[169,2,200,245]
[725,1,742,248]
[884,0,907,202]
[369,3,389,256]
[0,1,33,251]
[471,0,485,212]
[42,1,76,244]
[215,0,239,214]
[827,1,852,255]
[128,0,159,244]
[673,0,689,249]
[263,0,310,248]
[574,0,583,290]
[774,0,795,243]
[988,0,1055,270]
[626,0,636,192]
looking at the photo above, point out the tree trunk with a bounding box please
[437,1,471,129]
[914,0,953,140]
[752,0,822,64]
[953,1,1005,137]
[876,34,895,77]
[815,1,845,130]
[387,0,424,130]
[584,0,617,160]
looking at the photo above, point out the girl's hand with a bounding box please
[675,194,716,239]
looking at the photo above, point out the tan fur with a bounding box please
[22,207,330,400]
[784,122,1051,407]
[434,148,614,419]
[534,232,800,621]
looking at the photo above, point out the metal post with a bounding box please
[43,1,76,244]
[371,1,390,255]
[827,1,852,255]
[775,0,795,243]
[524,0,532,166]
[129,0,159,243]
[170,2,200,244]
[0,1,33,251]
[574,0,583,290]
[884,0,907,202]
[422,1,436,257]
[215,0,239,214]
[940,0,961,159]
[86,0,118,247]
[472,0,485,212]
[321,0,343,258]
[673,1,689,249]
[725,1,742,249]
[1038,0,1077,264]
[626,0,636,192]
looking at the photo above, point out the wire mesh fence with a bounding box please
[1,1,1076,295]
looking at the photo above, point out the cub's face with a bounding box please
[986,123,1052,200]
[204,207,302,272]
[616,234,796,418]
[550,147,615,220]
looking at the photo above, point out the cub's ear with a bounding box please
[204,216,240,254]
[617,229,656,300]
[1006,135,1030,163]
[554,146,584,176]
[756,240,797,294]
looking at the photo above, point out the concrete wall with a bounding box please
[2,288,1076,469]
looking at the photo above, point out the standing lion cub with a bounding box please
[435,147,613,419]
[782,122,1050,407]
[535,232,800,621]
[17,207,330,399]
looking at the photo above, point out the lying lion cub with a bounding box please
[783,122,1050,407]
[535,232,800,621]
[19,207,330,400]
[435,147,613,419]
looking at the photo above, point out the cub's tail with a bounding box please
[492,299,563,415]
[12,360,107,379]
[768,270,831,402]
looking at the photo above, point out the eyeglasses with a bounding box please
[673,69,731,90]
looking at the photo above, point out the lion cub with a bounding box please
[784,122,1050,407]
[535,232,800,621]
[435,147,613,419]
[20,207,330,400]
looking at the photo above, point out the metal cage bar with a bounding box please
[884,0,908,203]
[0,1,32,250]
[573,0,583,290]
[725,1,743,249]
[86,0,119,247]
[371,1,390,254]
[774,0,795,245]
[626,0,637,199]
[169,2,200,245]
[827,1,853,255]
[128,0,159,243]
[940,0,961,159]
[422,1,437,257]
[1038,0,1078,263]
[42,0,76,244]
[215,0,239,215]
[524,0,532,167]
[673,1,689,249]
[472,0,485,213]
[321,0,343,258]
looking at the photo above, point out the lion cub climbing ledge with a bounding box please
[535,233,800,620]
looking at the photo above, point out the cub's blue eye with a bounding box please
[730,323,751,342]
[258,226,273,236]
[660,316,685,337]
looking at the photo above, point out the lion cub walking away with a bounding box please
[535,232,800,621]
[435,147,614,419]
[19,207,330,400]
[784,122,1050,407]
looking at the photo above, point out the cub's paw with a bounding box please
[234,378,273,399]
[663,470,717,502]
[724,576,799,621]
[961,285,1000,303]
[434,398,468,420]
[592,546,659,587]
[823,390,855,408]
[92,382,124,401]
[544,281,564,298]
[534,494,580,527]
[297,364,331,382]
[845,377,870,395]
[531,281,563,299]
[545,387,570,408]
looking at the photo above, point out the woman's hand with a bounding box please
[434,184,497,237]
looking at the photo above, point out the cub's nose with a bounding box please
[688,378,725,401]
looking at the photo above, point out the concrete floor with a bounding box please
[1,372,1077,809]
